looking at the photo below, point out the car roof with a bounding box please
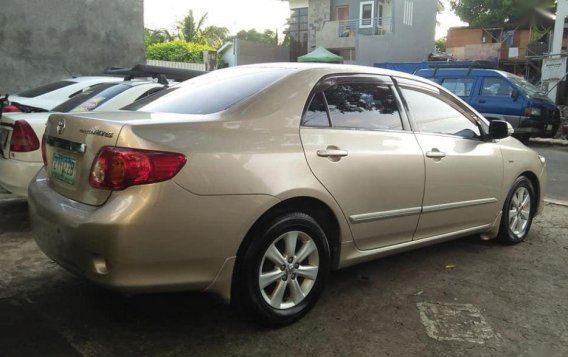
[232,62,435,85]
[414,68,509,78]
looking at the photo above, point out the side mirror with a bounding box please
[489,120,514,139]
[511,89,519,101]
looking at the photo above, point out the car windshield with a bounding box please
[507,75,548,99]
[52,83,131,112]
[124,67,294,115]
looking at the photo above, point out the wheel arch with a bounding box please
[231,196,343,303]
[519,170,541,212]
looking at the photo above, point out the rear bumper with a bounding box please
[29,168,279,299]
[0,157,42,197]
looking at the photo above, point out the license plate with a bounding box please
[51,153,76,185]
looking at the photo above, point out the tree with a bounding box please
[450,0,554,27]
[144,28,176,48]
[435,37,447,52]
[179,10,208,43]
[236,29,278,45]
[202,25,230,49]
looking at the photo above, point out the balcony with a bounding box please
[317,17,393,49]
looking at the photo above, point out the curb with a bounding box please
[544,198,568,207]
[529,138,568,146]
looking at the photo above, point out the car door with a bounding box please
[395,78,504,240]
[300,75,425,250]
[474,76,526,128]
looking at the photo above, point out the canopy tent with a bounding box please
[297,47,343,63]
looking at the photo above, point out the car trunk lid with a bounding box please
[44,112,145,206]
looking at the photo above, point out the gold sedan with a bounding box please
[29,64,547,326]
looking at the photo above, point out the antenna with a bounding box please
[63,65,76,79]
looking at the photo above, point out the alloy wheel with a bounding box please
[258,231,319,310]
[508,186,531,238]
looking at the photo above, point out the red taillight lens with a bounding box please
[89,147,187,190]
[2,104,21,113]
[10,120,40,152]
[41,135,47,166]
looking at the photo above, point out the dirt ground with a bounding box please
[1,197,567,357]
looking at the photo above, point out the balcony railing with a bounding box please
[336,17,392,38]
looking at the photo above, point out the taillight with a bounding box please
[41,135,47,166]
[2,104,21,113]
[10,120,40,152]
[89,147,187,190]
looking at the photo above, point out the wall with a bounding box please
[356,0,437,66]
[0,0,144,94]
[220,40,289,67]
[308,0,332,50]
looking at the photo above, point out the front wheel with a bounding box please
[236,212,330,326]
[498,176,535,244]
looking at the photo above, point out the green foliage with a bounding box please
[202,25,230,49]
[144,28,177,48]
[450,0,554,26]
[435,37,447,52]
[179,10,208,43]
[145,40,213,63]
[236,29,278,45]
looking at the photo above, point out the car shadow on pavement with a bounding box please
[0,199,29,234]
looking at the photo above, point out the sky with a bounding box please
[144,0,467,40]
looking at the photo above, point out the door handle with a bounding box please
[426,149,446,159]
[317,149,348,158]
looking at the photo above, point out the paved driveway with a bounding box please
[1,196,567,356]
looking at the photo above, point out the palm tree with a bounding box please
[179,10,208,43]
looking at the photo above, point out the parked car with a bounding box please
[2,76,123,113]
[29,64,547,326]
[415,67,561,141]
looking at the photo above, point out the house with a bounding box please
[218,39,289,67]
[286,0,440,66]
[445,8,564,82]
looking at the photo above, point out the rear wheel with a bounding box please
[236,212,330,326]
[498,176,535,244]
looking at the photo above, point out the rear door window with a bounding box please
[441,78,475,97]
[481,77,514,97]
[323,82,403,131]
[17,81,75,98]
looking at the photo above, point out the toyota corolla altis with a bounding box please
[29,64,547,326]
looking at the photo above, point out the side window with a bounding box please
[481,77,513,97]
[324,83,403,131]
[401,87,481,139]
[303,92,330,127]
[441,78,475,97]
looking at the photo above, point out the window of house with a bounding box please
[360,1,374,28]
[324,82,403,131]
[480,77,514,97]
[289,7,309,61]
[401,87,481,139]
[441,78,476,97]
[403,0,414,26]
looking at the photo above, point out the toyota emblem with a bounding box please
[56,118,65,135]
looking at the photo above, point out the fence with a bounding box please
[146,60,206,71]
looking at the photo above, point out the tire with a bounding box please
[235,212,330,327]
[514,134,531,144]
[498,176,536,245]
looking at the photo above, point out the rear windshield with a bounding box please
[52,83,130,112]
[124,67,293,115]
[17,81,75,98]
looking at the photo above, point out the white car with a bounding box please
[0,80,167,196]
[3,77,123,112]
